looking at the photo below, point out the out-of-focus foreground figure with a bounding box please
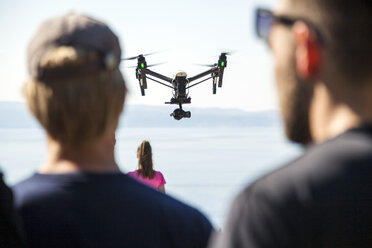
[13,13,213,248]
[211,0,372,247]
[0,172,24,247]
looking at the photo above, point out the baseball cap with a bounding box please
[27,12,122,80]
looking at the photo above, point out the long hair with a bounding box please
[137,140,155,179]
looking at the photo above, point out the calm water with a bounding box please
[0,127,301,228]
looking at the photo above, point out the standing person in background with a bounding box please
[210,0,372,247]
[13,13,213,248]
[128,140,166,192]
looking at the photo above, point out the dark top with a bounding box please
[0,172,24,248]
[211,125,372,248]
[13,172,213,248]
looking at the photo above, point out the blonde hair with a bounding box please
[23,46,126,147]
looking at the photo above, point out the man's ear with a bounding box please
[293,22,321,78]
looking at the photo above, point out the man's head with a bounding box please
[256,0,372,144]
[24,13,126,147]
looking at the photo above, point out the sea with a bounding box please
[0,126,301,228]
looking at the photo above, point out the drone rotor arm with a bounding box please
[145,68,173,83]
[186,76,213,89]
[187,67,219,83]
[145,76,174,89]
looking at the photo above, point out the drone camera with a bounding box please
[170,108,191,120]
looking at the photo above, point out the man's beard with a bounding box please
[277,59,314,145]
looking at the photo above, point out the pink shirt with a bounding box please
[127,170,166,189]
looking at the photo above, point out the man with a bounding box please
[13,13,212,248]
[211,0,372,247]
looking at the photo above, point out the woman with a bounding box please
[128,141,166,192]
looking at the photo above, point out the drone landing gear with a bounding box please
[212,76,217,94]
[139,81,145,96]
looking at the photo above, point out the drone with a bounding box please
[125,53,228,120]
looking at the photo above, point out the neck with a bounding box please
[349,81,372,124]
[310,82,360,143]
[39,133,120,174]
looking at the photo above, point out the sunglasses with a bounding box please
[255,8,325,45]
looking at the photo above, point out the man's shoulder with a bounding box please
[218,128,372,248]
[127,177,211,228]
[126,170,137,176]
[14,172,213,247]
[14,172,211,227]
[13,173,49,204]
[239,128,372,206]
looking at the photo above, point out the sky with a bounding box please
[0,0,277,111]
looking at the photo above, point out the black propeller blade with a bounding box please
[122,55,141,61]
[122,50,166,61]
[209,51,235,58]
[194,63,217,68]
[219,48,237,55]
[126,62,166,68]
[147,62,166,68]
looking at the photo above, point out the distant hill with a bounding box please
[0,102,40,128]
[0,101,282,128]
[120,105,282,127]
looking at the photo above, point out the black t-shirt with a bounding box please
[13,172,213,248]
[0,172,24,248]
[211,125,372,248]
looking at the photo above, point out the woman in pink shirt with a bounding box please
[127,140,166,192]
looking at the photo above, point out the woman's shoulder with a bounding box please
[154,171,164,177]
[127,170,139,177]
[154,171,166,185]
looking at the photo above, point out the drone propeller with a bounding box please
[122,53,150,61]
[194,63,217,68]
[122,50,166,61]
[126,62,166,68]
[208,51,236,58]
[219,48,237,55]
[122,55,141,61]
[147,62,166,68]
[220,51,233,56]
[127,65,138,68]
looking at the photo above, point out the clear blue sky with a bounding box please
[0,0,277,111]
